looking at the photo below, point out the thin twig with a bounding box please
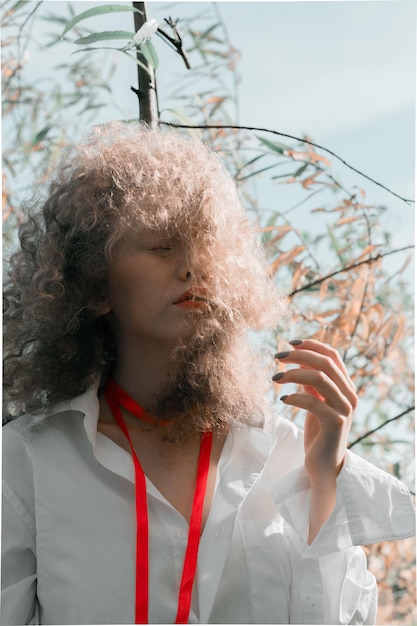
[281,187,325,216]
[160,122,415,205]
[289,245,414,297]
[3,1,42,93]
[212,3,240,124]
[156,18,191,69]
[348,406,415,449]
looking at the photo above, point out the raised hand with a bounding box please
[273,339,358,542]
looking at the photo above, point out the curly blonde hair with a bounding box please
[4,121,286,420]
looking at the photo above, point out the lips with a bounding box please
[173,289,209,305]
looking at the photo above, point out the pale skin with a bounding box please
[97,234,357,543]
[273,339,358,544]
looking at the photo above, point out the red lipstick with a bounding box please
[173,289,209,308]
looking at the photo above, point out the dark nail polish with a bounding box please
[275,351,290,360]
[272,372,285,382]
[289,339,303,346]
[280,395,288,402]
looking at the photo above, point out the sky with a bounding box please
[4,0,416,253]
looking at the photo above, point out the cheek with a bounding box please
[108,260,146,299]
[106,252,174,316]
[108,272,160,321]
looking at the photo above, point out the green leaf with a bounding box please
[200,23,220,40]
[60,4,143,38]
[31,126,52,147]
[140,40,159,69]
[242,154,265,169]
[41,13,71,26]
[74,31,135,45]
[238,163,284,182]
[9,1,27,15]
[271,172,299,180]
[256,134,291,155]
[71,46,124,55]
[293,163,309,177]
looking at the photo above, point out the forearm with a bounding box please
[307,479,337,544]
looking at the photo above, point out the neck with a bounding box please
[111,337,175,412]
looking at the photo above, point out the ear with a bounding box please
[95,295,112,317]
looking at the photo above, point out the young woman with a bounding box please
[2,122,414,625]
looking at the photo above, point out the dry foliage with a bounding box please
[365,537,416,625]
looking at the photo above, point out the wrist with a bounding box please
[307,482,337,545]
[309,476,337,493]
[307,454,346,490]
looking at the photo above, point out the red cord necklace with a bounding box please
[104,378,213,624]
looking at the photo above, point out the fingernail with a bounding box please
[272,372,285,382]
[275,351,290,360]
[280,395,288,402]
[289,339,303,346]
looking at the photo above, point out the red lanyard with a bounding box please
[104,378,213,624]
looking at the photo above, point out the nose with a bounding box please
[176,257,192,282]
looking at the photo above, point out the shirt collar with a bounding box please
[55,385,272,486]
[52,383,101,445]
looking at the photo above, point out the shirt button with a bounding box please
[177,529,187,539]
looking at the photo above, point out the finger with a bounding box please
[275,349,358,410]
[280,392,347,433]
[288,339,356,392]
[297,364,326,400]
[273,368,353,416]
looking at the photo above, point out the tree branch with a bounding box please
[289,245,414,298]
[159,122,415,205]
[156,17,191,69]
[348,406,415,449]
[132,1,158,124]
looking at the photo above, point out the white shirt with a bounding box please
[1,386,415,625]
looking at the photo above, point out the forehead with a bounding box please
[113,226,181,251]
[119,195,218,239]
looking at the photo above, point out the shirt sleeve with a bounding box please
[1,426,39,625]
[268,450,416,625]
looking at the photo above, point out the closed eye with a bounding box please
[147,245,175,256]
[145,236,180,255]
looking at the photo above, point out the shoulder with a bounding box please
[2,391,96,487]
[2,413,45,461]
[3,408,81,449]
[3,385,99,447]
[2,400,96,520]
[2,411,76,490]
